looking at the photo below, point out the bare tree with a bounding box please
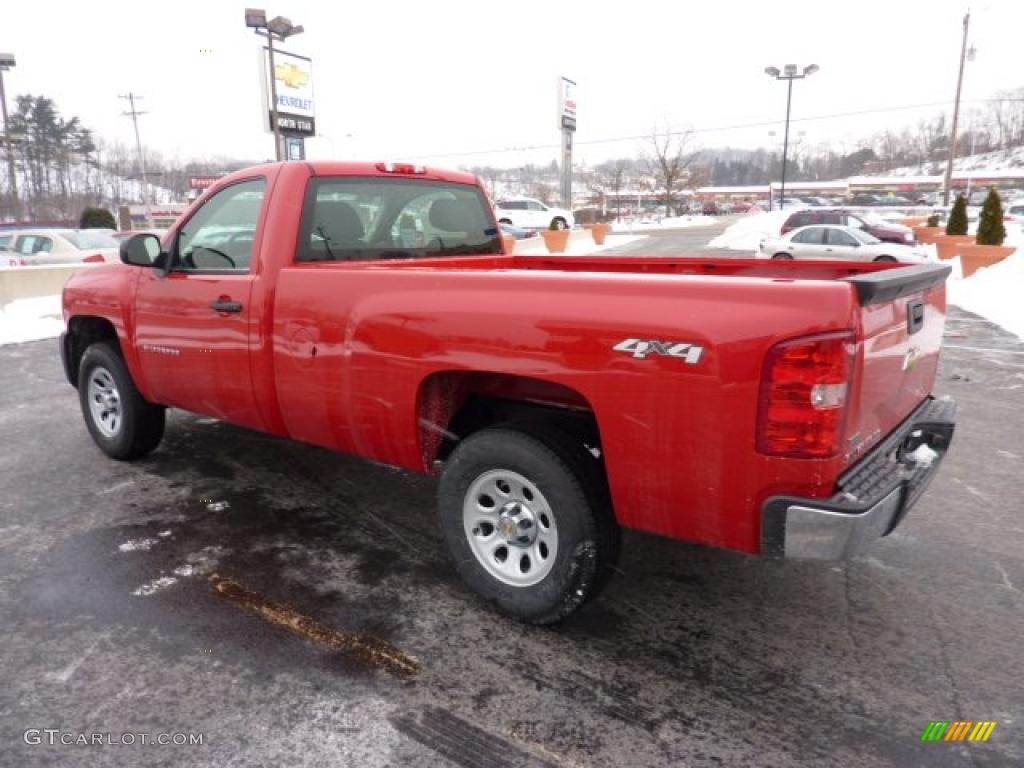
[645,123,700,217]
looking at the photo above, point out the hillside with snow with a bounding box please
[873,146,1024,179]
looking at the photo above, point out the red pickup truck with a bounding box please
[61,161,956,624]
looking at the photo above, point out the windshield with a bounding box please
[63,230,119,249]
[299,178,501,262]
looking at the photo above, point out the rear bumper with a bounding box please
[762,396,956,559]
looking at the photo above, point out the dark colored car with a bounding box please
[780,209,915,245]
[702,201,720,216]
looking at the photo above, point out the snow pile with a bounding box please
[0,295,64,345]
[905,443,940,469]
[947,245,1024,340]
[707,210,790,252]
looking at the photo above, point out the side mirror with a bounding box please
[120,233,163,267]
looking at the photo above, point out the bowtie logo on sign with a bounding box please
[275,62,308,89]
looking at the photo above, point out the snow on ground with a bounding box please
[707,210,790,252]
[517,233,647,256]
[0,295,63,346]
[879,146,1024,178]
[947,223,1024,340]
[612,215,717,233]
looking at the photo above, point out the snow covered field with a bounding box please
[0,295,63,345]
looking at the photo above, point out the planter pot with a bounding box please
[903,217,928,228]
[912,226,944,244]
[501,235,516,254]
[958,244,1015,277]
[933,234,973,260]
[591,222,611,245]
[541,229,571,254]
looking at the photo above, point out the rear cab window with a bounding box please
[298,177,501,262]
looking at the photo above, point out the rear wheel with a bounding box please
[873,255,897,262]
[438,428,618,624]
[772,252,793,260]
[78,342,165,460]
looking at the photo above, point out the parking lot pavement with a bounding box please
[602,216,750,257]
[0,306,1021,768]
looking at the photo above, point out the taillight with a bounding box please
[82,253,105,263]
[376,162,425,175]
[757,331,856,459]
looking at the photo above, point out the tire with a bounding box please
[78,342,165,460]
[550,217,567,231]
[498,218,513,225]
[771,252,793,260]
[873,255,897,262]
[438,427,618,624]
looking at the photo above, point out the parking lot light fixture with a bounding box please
[244,9,304,162]
[764,63,818,211]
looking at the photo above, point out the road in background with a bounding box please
[0,295,1021,765]
[604,215,749,257]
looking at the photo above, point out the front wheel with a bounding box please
[438,428,617,624]
[78,342,165,460]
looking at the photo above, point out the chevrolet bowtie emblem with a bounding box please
[275,62,309,89]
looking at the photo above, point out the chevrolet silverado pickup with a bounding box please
[61,161,956,624]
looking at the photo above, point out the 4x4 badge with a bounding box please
[613,338,704,364]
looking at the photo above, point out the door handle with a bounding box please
[210,298,243,314]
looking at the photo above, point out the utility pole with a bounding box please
[120,92,150,227]
[0,53,19,222]
[943,11,970,206]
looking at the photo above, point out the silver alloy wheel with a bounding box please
[463,469,558,587]
[87,366,122,438]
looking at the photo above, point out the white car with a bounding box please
[494,198,575,230]
[7,229,121,265]
[758,225,930,263]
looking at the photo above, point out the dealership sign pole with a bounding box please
[558,77,576,211]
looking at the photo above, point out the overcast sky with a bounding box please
[3,0,1022,169]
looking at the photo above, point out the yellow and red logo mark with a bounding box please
[274,62,309,89]
[921,721,997,742]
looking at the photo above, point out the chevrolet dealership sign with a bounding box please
[261,48,315,137]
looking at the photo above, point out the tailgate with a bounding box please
[842,264,951,466]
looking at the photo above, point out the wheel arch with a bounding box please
[64,315,121,388]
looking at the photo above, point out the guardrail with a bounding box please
[0,263,98,305]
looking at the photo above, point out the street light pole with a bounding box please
[943,11,971,206]
[120,92,150,226]
[0,53,19,222]
[764,64,818,211]
[245,9,304,162]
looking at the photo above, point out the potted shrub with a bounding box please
[591,221,611,245]
[913,213,944,244]
[541,220,571,253]
[501,233,516,254]
[959,188,1014,277]
[934,194,973,259]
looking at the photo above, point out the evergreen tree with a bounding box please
[975,188,1007,246]
[79,207,116,229]
[946,194,969,235]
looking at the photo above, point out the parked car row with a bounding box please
[759,225,929,264]
[781,209,916,244]
[0,228,123,266]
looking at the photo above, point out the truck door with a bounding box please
[132,177,267,429]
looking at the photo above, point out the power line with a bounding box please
[406,97,1024,161]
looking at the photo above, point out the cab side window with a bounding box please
[174,178,266,272]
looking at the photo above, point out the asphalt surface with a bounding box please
[1,274,1022,766]
[603,216,750,257]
